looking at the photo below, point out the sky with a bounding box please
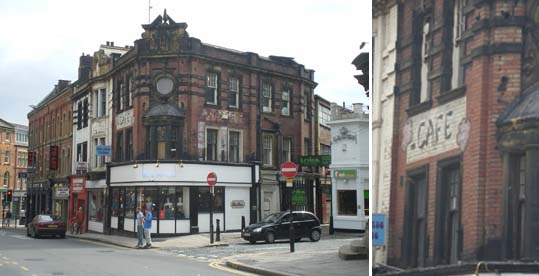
[0,0,370,125]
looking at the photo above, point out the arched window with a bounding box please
[3,171,9,187]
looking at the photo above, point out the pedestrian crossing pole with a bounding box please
[207,172,217,244]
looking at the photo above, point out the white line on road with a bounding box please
[20,266,29,271]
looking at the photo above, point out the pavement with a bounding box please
[7,224,368,276]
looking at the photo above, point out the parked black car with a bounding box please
[242,211,321,244]
[27,215,66,238]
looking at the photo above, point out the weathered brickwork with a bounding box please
[389,0,526,267]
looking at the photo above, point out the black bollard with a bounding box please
[241,216,246,230]
[329,215,334,235]
[289,210,295,252]
[216,219,221,242]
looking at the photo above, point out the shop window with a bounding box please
[198,187,224,213]
[337,190,357,216]
[176,187,190,219]
[111,188,124,217]
[159,187,176,220]
[125,188,136,218]
[143,188,159,220]
[89,190,104,222]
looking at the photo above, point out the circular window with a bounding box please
[156,77,174,95]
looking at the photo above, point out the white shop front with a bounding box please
[108,161,258,235]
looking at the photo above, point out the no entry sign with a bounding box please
[207,172,217,186]
[280,162,298,179]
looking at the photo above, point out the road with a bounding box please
[0,228,245,276]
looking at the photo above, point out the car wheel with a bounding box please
[309,229,321,242]
[59,233,66,239]
[249,239,256,244]
[26,229,31,237]
[264,231,275,244]
[295,237,302,242]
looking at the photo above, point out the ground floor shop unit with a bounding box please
[107,161,259,236]
[26,178,69,224]
[330,166,368,231]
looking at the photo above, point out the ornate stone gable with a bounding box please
[139,10,190,54]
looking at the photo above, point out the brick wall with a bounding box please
[389,0,525,266]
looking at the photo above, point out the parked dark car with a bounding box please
[242,211,321,244]
[27,215,66,238]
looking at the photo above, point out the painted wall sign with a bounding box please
[403,97,468,163]
[333,127,357,142]
[92,120,106,137]
[96,145,112,156]
[230,200,245,209]
[334,169,357,179]
[115,109,134,130]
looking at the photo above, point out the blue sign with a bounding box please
[96,145,112,156]
[372,213,386,246]
[18,172,28,179]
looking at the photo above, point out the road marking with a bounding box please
[20,266,29,271]
[11,235,31,240]
[208,255,257,276]
[32,274,39,276]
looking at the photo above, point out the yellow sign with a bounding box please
[286,178,293,187]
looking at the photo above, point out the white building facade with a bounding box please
[328,103,369,231]
[372,0,398,264]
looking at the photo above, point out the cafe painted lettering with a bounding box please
[404,97,468,163]
[413,110,453,150]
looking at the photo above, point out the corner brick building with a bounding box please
[99,12,320,235]
[387,0,539,268]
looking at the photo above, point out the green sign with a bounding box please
[291,189,306,206]
[364,190,369,199]
[299,155,331,166]
[334,169,357,179]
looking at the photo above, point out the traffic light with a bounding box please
[1,192,5,202]
[6,190,12,202]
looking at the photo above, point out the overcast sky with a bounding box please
[0,0,370,125]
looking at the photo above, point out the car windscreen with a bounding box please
[39,215,61,222]
[262,212,284,223]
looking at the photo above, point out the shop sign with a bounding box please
[55,188,70,199]
[73,178,84,193]
[334,169,357,179]
[291,189,306,206]
[96,145,111,156]
[299,155,331,167]
[402,97,468,163]
[50,145,59,170]
[14,191,26,197]
[372,213,386,246]
[18,172,27,178]
[76,162,88,171]
[230,200,245,209]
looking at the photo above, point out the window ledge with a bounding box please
[406,100,433,117]
[437,85,466,105]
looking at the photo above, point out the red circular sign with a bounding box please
[207,172,217,186]
[280,162,298,178]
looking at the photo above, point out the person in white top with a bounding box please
[135,207,145,248]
